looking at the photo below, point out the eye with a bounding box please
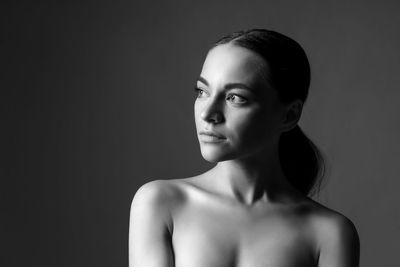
[226,94,247,104]
[194,87,207,98]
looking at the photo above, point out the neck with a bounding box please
[208,145,295,206]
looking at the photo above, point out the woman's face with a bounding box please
[194,43,288,163]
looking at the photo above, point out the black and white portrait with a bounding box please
[2,1,399,267]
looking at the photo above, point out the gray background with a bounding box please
[2,0,399,266]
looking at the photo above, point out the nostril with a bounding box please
[201,110,223,123]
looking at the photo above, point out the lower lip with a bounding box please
[199,134,226,143]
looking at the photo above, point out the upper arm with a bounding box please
[317,214,360,267]
[129,180,176,267]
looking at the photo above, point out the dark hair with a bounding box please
[212,29,325,196]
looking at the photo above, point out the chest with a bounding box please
[171,203,317,267]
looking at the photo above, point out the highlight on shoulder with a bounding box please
[131,179,186,208]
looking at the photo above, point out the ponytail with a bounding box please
[279,125,325,196]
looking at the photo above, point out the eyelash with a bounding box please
[194,87,247,104]
[194,87,205,97]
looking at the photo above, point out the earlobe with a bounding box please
[281,100,303,132]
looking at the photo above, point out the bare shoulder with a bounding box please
[131,179,187,209]
[303,200,360,266]
[129,179,189,266]
[306,200,359,243]
[129,178,189,236]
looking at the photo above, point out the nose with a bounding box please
[200,98,224,124]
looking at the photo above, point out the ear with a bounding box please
[280,99,303,133]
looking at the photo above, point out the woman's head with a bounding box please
[194,29,324,196]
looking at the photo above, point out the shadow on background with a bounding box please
[2,0,400,266]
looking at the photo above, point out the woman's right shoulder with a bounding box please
[131,179,189,210]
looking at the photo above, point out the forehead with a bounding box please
[200,44,267,87]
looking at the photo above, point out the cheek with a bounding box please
[228,109,279,146]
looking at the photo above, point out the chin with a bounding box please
[199,145,234,163]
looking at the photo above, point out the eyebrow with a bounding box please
[197,76,255,92]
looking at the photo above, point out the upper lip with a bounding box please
[199,130,226,139]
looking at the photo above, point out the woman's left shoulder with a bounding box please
[303,199,359,238]
[301,199,360,264]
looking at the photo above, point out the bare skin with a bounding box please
[129,170,359,267]
[170,174,316,267]
[129,43,360,267]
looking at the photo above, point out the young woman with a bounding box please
[129,29,360,267]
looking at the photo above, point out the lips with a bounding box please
[198,130,226,139]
